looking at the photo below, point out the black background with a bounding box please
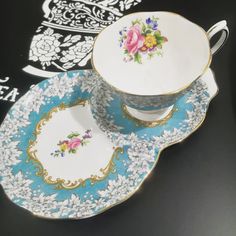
[0,0,236,235]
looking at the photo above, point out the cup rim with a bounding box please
[92,11,212,97]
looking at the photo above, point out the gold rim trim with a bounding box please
[27,99,123,190]
[2,72,219,220]
[32,78,218,219]
[121,104,177,128]
[92,11,212,97]
[89,71,219,221]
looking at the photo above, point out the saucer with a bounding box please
[90,69,218,148]
[0,69,217,219]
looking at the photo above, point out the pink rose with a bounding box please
[68,138,81,149]
[124,25,145,54]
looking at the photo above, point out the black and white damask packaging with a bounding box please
[23,0,142,77]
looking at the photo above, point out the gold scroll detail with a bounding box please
[27,99,123,190]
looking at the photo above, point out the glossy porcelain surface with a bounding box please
[93,11,228,111]
[0,69,217,219]
[93,11,212,95]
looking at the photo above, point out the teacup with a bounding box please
[92,11,229,121]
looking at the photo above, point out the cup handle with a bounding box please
[207,20,229,55]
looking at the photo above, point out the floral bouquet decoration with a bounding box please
[51,130,92,157]
[119,16,168,63]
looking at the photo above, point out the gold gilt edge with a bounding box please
[27,99,123,190]
[121,104,177,128]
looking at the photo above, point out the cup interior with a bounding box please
[93,11,211,96]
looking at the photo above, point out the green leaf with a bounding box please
[152,16,159,22]
[69,149,76,154]
[154,31,161,38]
[142,23,146,32]
[134,52,142,64]
[67,132,80,139]
[132,19,141,26]
[148,53,154,59]
[156,51,163,57]
[145,29,152,35]
[83,140,89,145]
[158,38,165,43]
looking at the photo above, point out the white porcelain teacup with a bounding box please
[92,11,229,121]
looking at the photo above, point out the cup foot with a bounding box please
[122,105,176,127]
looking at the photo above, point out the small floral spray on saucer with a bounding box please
[119,16,168,64]
[51,129,92,157]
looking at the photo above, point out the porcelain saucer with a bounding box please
[90,69,218,146]
[0,69,217,219]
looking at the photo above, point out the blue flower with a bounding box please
[146,17,158,30]
[152,22,158,30]
[146,17,152,25]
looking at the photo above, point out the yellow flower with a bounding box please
[60,143,68,152]
[144,34,157,48]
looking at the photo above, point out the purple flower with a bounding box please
[146,17,158,30]
[83,129,92,139]
[152,22,158,30]
[146,17,152,25]
[148,46,157,52]
[83,134,91,139]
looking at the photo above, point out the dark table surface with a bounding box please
[0,0,236,235]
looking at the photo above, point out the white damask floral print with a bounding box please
[60,36,94,70]
[0,70,216,219]
[1,172,33,200]
[26,0,143,76]
[98,175,135,207]
[30,28,62,70]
